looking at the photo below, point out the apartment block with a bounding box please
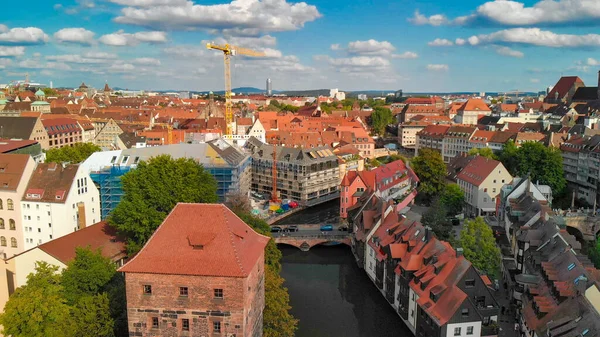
[245,137,340,206]
[560,134,600,205]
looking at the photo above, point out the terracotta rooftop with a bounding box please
[459,99,491,112]
[119,204,270,277]
[546,76,584,102]
[0,139,38,153]
[456,156,502,187]
[0,154,31,191]
[22,163,79,203]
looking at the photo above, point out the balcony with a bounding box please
[481,323,499,337]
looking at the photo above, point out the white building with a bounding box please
[0,154,36,258]
[20,163,100,250]
[330,88,346,101]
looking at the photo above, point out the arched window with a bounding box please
[0,199,3,210]
[0,218,4,230]
[0,237,6,247]
[9,219,15,230]
[10,237,16,248]
[7,199,13,211]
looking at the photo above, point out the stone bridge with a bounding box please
[273,234,352,251]
[562,215,600,241]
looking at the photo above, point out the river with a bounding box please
[279,245,413,337]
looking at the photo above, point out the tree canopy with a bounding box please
[45,142,102,163]
[441,184,465,216]
[499,141,566,194]
[421,198,453,241]
[0,262,73,337]
[369,106,393,135]
[61,247,117,304]
[108,155,218,254]
[459,217,501,279]
[411,148,447,201]
[468,147,498,160]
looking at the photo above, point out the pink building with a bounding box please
[340,160,418,219]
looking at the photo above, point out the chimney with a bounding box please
[456,247,464,257]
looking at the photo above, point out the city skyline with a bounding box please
[2,0,600,92]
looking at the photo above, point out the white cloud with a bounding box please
[455,38,466,46]
[330,43,341,51]
[99,30,167,46]
[426,64,449,71]
[347,39,395,56]
[494,46,524,58]
[462,28,600,48]
[109,0,187,6]
[0,27,49,45]
[586,57,600,66]
[530,78,540,83]
[162,45,206,58]
[428,38,454,47]
[408,10,449,26]
[46,54,116,64]
[109,63,136,73]
[316,55,391,74]
[0,46,25,57]
[392,51,418,59]
[194,67,207,74]
[0,25,7,33]
[82,51,118,59]
[132,57,161,65]
[54,28,95,45]
[113,0,322,33]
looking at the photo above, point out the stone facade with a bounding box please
[125,252,265,337]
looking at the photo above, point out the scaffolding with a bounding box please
[90,165,131,220]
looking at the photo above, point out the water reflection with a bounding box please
[279,245,412,337]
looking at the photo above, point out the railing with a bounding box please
[272,233,351,240]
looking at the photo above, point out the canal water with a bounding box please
[279,245,413,337]
[275,199,340,225]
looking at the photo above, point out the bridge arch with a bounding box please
[274,236,351,251]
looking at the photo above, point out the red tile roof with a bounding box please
[0,154,31,191]
[119,204,270,277]
[459,99,491,112]
[0,139,38,153]
[546,76,584,101]
[456,156,502,187]
[22,163,79,203]
[42,118,82,136]
[35,221,126,264]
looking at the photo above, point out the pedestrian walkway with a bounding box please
[495,281,519,337]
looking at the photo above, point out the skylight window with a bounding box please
[568,263,576,271]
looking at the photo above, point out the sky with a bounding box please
[2,0,600,93]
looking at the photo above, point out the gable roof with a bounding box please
[119,203,270,277]
[459,99,491,112]
[0,116,38,139]
[547,76,584,101]
[0,154,31,191]
[456,156,502,186]
[22,163,79,203]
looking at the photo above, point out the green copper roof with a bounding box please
[35,89,45,96]
[31,101,50,105]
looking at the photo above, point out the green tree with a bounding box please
[499,140,519,176]
[459,217,501,279]
[45,142,102,163]
[71,294,115,337]
[421,198,452,241]
[235,212,297,336]
[370,106,393,135]
[588,238,600,269]
[109,155,218,254]
[61,247,116,304]
[42,88,58,96]
[468,147,498,160]
[411,148,447,201]
[441,184,465,216]
[0,262,74,337]
[516,142,566,195]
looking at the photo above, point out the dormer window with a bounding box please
[55,195,61,200]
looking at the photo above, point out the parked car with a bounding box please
[338,226,349,232]
[287,225,299,232]
[320,224,333,231]
[270,226,282,233]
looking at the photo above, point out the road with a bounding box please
[271,224,350,237]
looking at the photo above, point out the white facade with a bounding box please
[20,166,100,250]
[365,244,377,281]
[446,322,482,337]
[407,288,418,329]
[458,165,512,217]
[12,247,65,288]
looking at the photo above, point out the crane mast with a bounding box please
[206,43,265,136]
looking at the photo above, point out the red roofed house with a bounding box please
[340,160,418,218]
[42,117,84,149]
[544,76,584,104]
[455,99,491,125]
[120,203,270,337]
[456,156,512,217]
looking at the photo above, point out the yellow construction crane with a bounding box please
[206,43,265,135]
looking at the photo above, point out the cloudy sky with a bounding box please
[2,0,600,92]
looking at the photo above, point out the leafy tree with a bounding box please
[370,106,393,135]
[71,294,115,337]
[109,155,218,254]
[587,237,600,269]
[459,217,501,279]
[516,142,566,195]
[235,212,297,336]
[105,273,128,337]
[468,147,498,160]
[441,184,465,216]
[42,88,58,96]
[411,148,447,201]
[225,191,252,214]
[499,140,519,176]
[0,262,74,337]
[61,247,116,304]
[421,198,452,241]
[46,142,102,163]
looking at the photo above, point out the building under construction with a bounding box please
[245,137,340,206]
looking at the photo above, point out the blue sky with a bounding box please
[2,0,600,92]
